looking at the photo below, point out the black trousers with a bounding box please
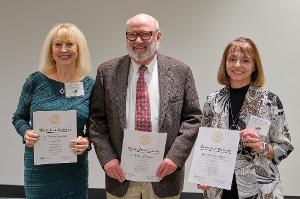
[221,173,239,199]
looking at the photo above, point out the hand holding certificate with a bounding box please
[33,110,77,165]
[121,129,167,182]
[188,127,240,190]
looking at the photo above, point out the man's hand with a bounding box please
[104,159,125,183]
[156,158,178,180]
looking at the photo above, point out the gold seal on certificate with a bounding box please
[139,134,151,145]
[33,110,77,165]
[49,113,61,125]
[212,131,223,143]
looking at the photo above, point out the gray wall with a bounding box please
[1,0,299,196]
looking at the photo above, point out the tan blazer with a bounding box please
[88,54,201,197]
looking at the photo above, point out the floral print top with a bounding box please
[202,86,293,199]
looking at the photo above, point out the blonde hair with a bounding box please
[217,37,265,87]
[39,23,91,77]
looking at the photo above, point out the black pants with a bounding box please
[221,173,239,199]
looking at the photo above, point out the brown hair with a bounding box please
[217,37,265,87]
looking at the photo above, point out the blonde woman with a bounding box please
[12,23,94,198]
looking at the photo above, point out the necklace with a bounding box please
[56,71,78,95]
[229,99,241,130]
[56,73,65,94]
[228,85,249,130]
[59,84,65,94]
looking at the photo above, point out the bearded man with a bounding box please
[88,13,201,199]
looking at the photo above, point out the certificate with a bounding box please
[121,129,167,182]
[188,127,240,190]
[33,110,77,165]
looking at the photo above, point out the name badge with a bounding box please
[64,82,84,98]
[246,115,271,136]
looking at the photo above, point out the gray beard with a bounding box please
[127,43,159,62]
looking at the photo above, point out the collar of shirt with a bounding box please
[131,55,157,76]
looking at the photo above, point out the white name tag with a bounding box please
[247,115,271,136]
[64,82,84,98]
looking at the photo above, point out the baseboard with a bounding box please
[0,185,24,198]
[0,185,299,199]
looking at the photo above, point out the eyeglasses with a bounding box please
[126,31,157,41]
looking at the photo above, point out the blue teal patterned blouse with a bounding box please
[12,71,94,199]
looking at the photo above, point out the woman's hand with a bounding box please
[240,129,264,153]
[24,130,40,147]
[197,184,210,190]
[70,136,89,155]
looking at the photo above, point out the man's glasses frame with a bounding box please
[126,31,158,41]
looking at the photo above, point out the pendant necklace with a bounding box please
[229,98,241,130]
[59,85,65,94]
[56,74,65,94]
[229,85,249,130]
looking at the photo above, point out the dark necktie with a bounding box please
[135,65,152,132]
